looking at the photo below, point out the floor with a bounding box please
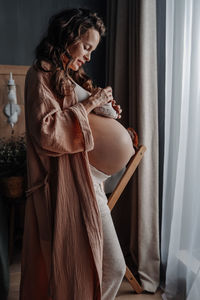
[8,251,163,300]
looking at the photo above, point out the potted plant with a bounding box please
[0,135,27,198]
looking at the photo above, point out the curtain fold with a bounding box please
[106,0,160,292]
[161,0,200,299]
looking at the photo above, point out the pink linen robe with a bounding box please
[20,63,103,300]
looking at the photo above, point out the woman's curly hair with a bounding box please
[34,8,105,97]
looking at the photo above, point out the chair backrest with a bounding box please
[108,145,146,211]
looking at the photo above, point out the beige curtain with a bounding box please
[106,0,160,292]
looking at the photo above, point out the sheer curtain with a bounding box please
[161,0,200,299]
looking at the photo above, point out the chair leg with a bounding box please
[108,145,146,294]
[125,266,143,293]
[108,145,146,211]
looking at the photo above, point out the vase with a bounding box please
[0,176,25,198]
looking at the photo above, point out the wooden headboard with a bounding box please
[0,65,29,138]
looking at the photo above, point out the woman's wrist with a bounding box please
[81,97,94,114]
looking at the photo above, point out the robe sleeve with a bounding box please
[25,71,94,156]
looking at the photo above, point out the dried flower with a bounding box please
[0,135,27,177]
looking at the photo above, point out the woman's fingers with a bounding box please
[102,88,123,119]
[90,86,125,111]
[102,86,113,100]
[112,103,122,113]
[99,88,113,104]
[111,101,122,118]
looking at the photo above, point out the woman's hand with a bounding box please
[81,86,113,114]
[111,100,122,119]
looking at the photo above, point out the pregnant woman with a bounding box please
[20,9,135,300]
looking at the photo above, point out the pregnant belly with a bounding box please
[88,113,135,175]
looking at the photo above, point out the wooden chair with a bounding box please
[107,145,146,294]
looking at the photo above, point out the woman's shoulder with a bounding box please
[26,61,51,81]
[26,61,58,95]
[25,61,75,103]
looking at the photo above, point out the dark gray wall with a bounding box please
[0,0,107,86]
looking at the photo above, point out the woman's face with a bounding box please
[64,28,100,71]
